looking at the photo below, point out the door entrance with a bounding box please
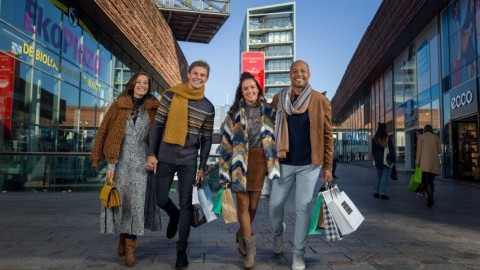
[452,119,479,180]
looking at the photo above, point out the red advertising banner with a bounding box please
[241,52,265,94]
[0,51,15,138]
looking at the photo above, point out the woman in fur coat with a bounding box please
[91,72,160,267]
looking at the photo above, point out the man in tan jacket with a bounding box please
[269,60,334,270]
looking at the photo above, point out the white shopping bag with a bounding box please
[192,186,201,205]
[321,185,364,236]
[196,183,217,222]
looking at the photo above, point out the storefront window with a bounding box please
[448,0,477,86]
[81,71,101,95]
[33,43,60,76]
[11,62,33,123]
[61,10,82,69]
[82,26,99,77]
[98,32,112,85]
[0,0,32,36]
[59,81,79,131]
[35,0,63,54]
[31,70,60,127]
[0,22,34,65]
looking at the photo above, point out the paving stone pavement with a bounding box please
[1,162,480,270]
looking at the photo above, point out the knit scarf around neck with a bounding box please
[275,85,312,159]
[163,83,205,146]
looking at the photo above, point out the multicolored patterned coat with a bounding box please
[219,97,280,192]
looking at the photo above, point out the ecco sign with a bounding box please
[451,90,474,110]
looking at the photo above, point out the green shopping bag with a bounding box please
[308,192,324,235]
[408,167,422,192]
[212,188,224,214]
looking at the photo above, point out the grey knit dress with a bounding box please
[100,108,150,235]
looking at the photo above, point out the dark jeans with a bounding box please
[155,162,196,251]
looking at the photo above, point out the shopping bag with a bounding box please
[212,188,224,215]
[408,167,422,192]
[221,188,237,223]
[383,147,393,167]
[322,200,343,241]
[191,184,206,227]
[99,177,121,208]
[196,183,217,222]
[144,172,162,231]
[322,185,364,236]
[191,204,207,227]
[308,192,324,235]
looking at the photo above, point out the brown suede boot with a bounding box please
[243,235,256,269]
[125,238,136,267]
[118,233,127,256]
[236,230,247,256]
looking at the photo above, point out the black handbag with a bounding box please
[191,204,207,227]
[391,165,398,180]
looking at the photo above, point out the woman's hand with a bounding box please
[106,169,114,180]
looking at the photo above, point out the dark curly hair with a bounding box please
[230,72,263,113]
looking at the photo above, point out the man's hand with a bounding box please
[146,156,158,173]
[321,169,333,182]
[196,169,205,185]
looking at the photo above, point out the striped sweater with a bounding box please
[148,91,215,169]
[219,97,280,192]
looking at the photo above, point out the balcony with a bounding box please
[153,0,230,43]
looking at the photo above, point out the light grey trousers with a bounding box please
[269,164,321,255]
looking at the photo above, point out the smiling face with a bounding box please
[133,75,149,98]
[187,66,209,90]
[241,78,259,106]
[289,61,310,91]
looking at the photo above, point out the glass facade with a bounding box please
[335,0,480,182]
[0,0,166,191]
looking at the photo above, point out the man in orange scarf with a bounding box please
[146,60,215,270]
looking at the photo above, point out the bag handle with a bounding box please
[107,177,113,186]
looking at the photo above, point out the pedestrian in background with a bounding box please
[371,122,395,200]
[219,72,280,269]
[146,60,215,270]
[416,124,441,207]
[91,72,160,267]
[333,138,339,178]
[269,60,334,270]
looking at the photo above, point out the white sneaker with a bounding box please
[292,254,305,270]
[273,223,286,254]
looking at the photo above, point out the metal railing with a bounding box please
[153,0,230,14]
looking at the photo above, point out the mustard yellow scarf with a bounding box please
[163,83,205,146]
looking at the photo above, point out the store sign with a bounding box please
[0,51,15,137]
[241,52,265,94]
[450,78,477,120]
[23,0,102,75]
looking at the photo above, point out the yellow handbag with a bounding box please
[99,177,121,208]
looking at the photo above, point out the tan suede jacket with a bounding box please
[90,94,160,168]
[272,89,334,171]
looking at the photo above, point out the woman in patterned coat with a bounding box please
[91,72,160,267]
[219,72,280,269]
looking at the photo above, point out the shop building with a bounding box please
[240,2,296,101]
[0,0,229,191]
[331,0,480,181]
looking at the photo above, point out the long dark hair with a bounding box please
[423,124,433,133]
[121,71,153,99]
[374,122,388,148]
[230,72,263,113]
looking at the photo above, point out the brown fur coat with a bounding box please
[90,94,160,168]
